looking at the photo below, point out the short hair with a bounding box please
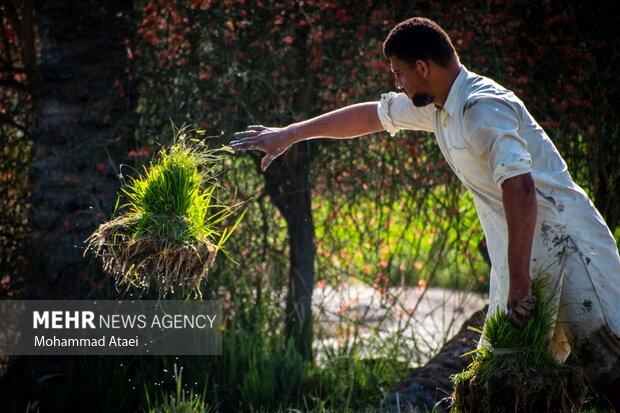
[383,17,457,67]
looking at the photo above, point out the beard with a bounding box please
[411,92,434,107]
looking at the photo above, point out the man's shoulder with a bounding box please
[463,72,512,102]
[460,71,520,118]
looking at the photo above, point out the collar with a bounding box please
[439,65,468,119]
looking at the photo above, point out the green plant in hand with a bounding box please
[87,125,246,297]
[451,275,588,413]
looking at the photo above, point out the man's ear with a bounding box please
[415,59,430,78]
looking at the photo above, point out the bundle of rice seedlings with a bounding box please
[450,276,588,412]
[86,126,246,297]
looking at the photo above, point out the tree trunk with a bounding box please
[29,0,134,299]
[382,306,488,412]
[264,141,315,359]
[263,23,316,359]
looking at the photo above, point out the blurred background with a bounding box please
[1,0,618,411]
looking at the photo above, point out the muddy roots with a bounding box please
[452,362,588,412]
[86,216,217,297]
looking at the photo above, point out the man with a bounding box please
[230,17,620,409]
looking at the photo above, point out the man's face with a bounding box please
[389,56,434,107]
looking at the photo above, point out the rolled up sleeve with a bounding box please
[377,92,433,137]
[464,99,532,187]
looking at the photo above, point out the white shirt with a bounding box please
[377,65,620,336]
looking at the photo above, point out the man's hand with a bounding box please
[507,275,536,329]
[230,125,294,171]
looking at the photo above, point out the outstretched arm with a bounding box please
[230,102,384,171]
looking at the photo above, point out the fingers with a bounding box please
[261,153,276,172]
[232,131,259,138]
[232,125,267,139]
[231,126,268,150]
[507,294,537,329]
[512,299,535,317]
[507,308,525,329]
[512,305,528,317]
[228,141,277,171]
[229,138,258,151]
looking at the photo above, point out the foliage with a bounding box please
[86,126,245,296]
[2,1,617,293]
[451,276,588,412]
[314,135,488,293]
[129,0,491,333]
[0,1,37,298]
[125,12,620,410]
[307,347,411,410]
[1,0,619,411]
[126,0,620,318]
[144,364,214,413]
[215,318,308,410]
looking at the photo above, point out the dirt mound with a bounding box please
[452,362,587,412]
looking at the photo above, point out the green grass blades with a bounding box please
[450,275,588,413]
[86,125,246,297]
[123,143,215,245]
[144,364,214,413]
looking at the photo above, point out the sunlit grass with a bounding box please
[86,125,246,297]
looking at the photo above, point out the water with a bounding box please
[312,284,487,366]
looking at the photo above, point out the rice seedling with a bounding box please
[144,364,215,413]
[450,275,588,412]
[86,125,246,297]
